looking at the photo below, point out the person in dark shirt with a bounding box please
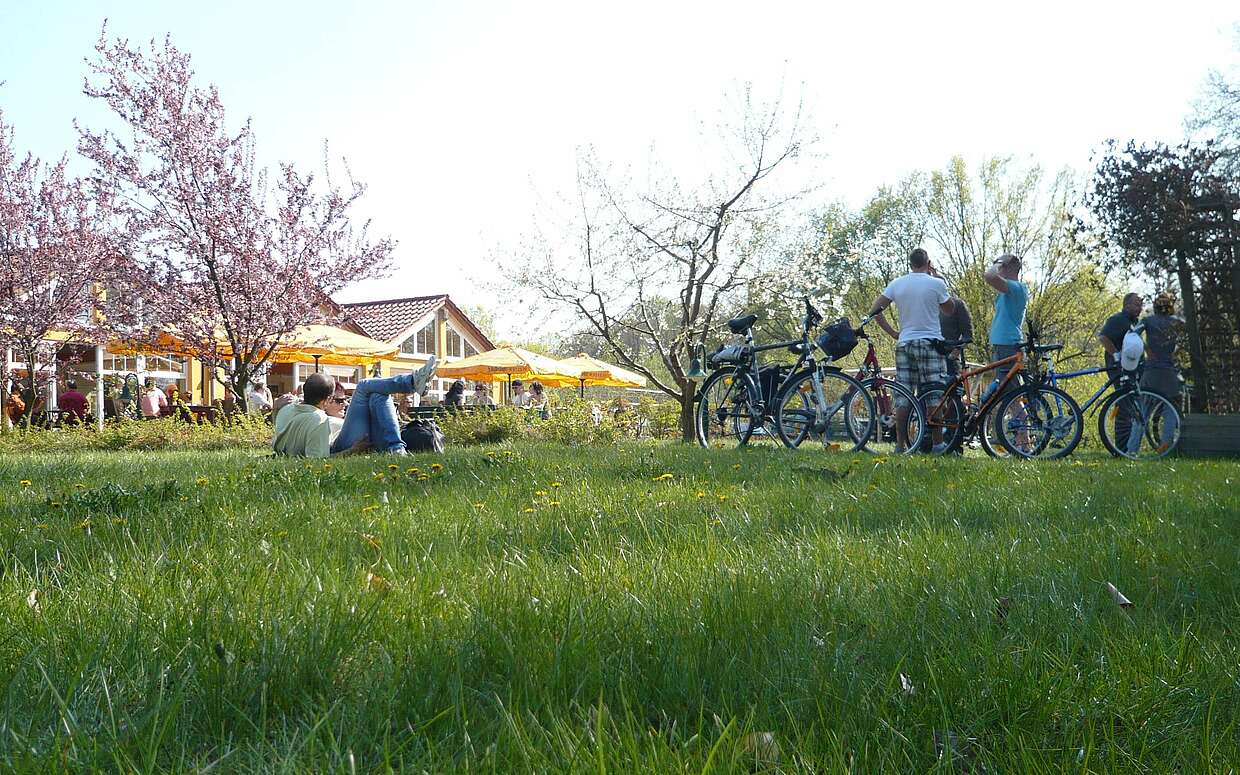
[58,380,89,423]
[1098,293,1143,369]
[1098,293,1144,451]
[939,295,973,378]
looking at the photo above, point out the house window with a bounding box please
[446,327,463,358]
[401,321,435,356]
[464,340,478,357]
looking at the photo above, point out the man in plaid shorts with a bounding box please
[867,248,955,452]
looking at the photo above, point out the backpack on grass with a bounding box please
[401,418,446,454]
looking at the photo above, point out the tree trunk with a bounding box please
[678,379,697,444]
[1176,246,1209,413]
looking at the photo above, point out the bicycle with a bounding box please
[1018,323,1182,459]
[921,333,1084,459]
[844,315,927,454]
[695,300,876,451]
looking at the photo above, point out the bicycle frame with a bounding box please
[926,350,1026,433]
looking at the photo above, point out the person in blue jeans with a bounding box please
[330,356,437,455]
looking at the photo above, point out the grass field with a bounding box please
[2,444,1238,772]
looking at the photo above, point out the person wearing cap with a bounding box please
[511,379,531,408]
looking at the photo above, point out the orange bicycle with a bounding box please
[919,334,1084,458]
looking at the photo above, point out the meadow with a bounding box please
[1,443,1238,772]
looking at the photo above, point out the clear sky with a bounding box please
[2,1,1237,339]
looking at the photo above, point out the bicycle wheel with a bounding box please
[918,383,965,454]
[854,377,925,454]
[1097,389,1181,459]
[994,384,1083,459]
[775,368,873,452]
[696,367,761,448]
[977,403,1010,459]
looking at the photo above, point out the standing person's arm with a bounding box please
[984,259,1010,293]
[867,293,899,340]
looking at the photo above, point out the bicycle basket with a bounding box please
[816,318,858,360]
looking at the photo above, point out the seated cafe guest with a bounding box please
[58,380,89,423]
[140,380,168,419]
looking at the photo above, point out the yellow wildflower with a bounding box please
[75,518,92,530]
[696,491,706,498]
[196,476,209,486]
[523,507,535,514]
[407,468,420,475]
[549,501,561,507]
[731,464,741,471]
[551,481,562,488]
[472,502,486,509]
[19,480,31,487]
[388,464,400,471]
[535,490,548,497]
[112,517,126,526]
[361,504,380,513]
[430,463,443,472]
[653,473,673,482]
[718,495,729,502]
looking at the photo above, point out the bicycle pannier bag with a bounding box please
[816,318,858,360]
[401,418,446,454]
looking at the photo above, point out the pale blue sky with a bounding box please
[2,1,1237,338]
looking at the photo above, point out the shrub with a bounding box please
[0,415,271,454]
[436,407,530,445]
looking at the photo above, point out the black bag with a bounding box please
[401,418,446,454]
[816,318,859,360]
[757,364,790,406]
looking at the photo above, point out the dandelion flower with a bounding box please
[551,482,562,488]
[75,518,92,530]
[407,468,419,475]
[112,517,126,526]
[696,491,706,498]
[361,504,380,513]
[653,473,674,481]
[535,490,548,497]
[417,474,430,482]
[472,502,486,509]
[718,495,729,502]
[549,501,561,507]
[19,480,31,487]
[430,463,443,472]
[731,464,741,471]
[195,476,209,486]
[388,464,400,471]
[523,507,535,514]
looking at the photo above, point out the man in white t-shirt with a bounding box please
[866,248,955,452]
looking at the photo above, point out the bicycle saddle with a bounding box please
[727,313,758,333]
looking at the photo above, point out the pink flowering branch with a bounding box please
[78,27,393,408]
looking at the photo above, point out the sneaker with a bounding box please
[931,442,953,455]
[411,355,437,396]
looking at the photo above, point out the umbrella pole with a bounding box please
[313,355,320,373]
[579,379,584,399]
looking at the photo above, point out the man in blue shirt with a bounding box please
[984,253,1028,361]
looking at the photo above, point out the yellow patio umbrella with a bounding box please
[557,353,647,396]
[435,346,582,398]
[254,325,399,368]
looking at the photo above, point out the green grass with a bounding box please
[1,444,1238,773]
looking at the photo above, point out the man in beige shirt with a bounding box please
[273,373,367,457]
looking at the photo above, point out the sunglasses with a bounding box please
[330,397,347,404]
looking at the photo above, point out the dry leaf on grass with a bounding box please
[26,589,39,613]
[1106,582,1134,609]
[899,672,915,695]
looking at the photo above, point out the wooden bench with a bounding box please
[1179,414,1240,457]
[406,405,496,420]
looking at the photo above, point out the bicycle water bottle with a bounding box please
[980,379,1000,404]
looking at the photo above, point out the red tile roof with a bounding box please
[340,295,446,344]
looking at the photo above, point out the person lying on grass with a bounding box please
[330,357,437,456]
[272,373,366,457]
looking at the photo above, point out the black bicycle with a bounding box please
[695,299,876,451]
